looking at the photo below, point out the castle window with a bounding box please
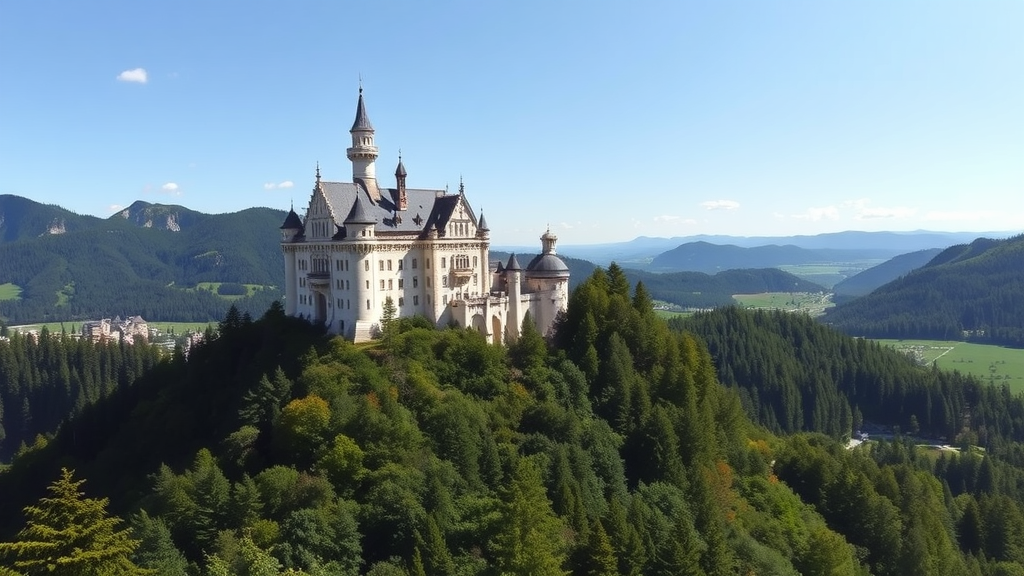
[366,300,370,310]
[412,258,418,269]
[442,276,448,287]
[443,295,448,305]
[398,260,403,271]
[380,280,385,290]
[442,257,447,268]
[380,261,385,271]
[398,297,404,306]
[388,279,393,290]
[387,260,393,271]
[346,280,350,290]
[398,279,404,289]
[473,256,478,267]
[413,277,418,288]
[473,274,478,286]
[427,295,431,305]
[337,298,341,308]
[365,261,369,271]
[366,281,369,289]
[426,259,431,269]
[427,278,432,288]
[414,295,419,305]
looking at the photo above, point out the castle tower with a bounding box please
[347,87,380,200]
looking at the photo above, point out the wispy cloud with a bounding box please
[109,204,125,213]
[654,215,682,222]
[264,181,295,190]
[792,206,840,221]
[701,200,740,211]
[117,68,148,84]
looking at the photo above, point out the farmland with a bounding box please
[876,339,1024,393]
[0,283,22,301]
[733,292,834,316]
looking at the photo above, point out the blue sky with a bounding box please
[1,1,1021,246]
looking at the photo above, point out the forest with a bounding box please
[824,234,1024,347]
[3,266,1024,575]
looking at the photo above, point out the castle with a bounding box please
[280,89,569,343]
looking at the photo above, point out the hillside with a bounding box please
[0,194,104,242]
[5,276,1024,574]
[823,234,1024,346]
[0,195,286,324]
[831,248,943,302]
[647,241,899,273]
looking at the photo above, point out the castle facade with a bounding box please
[280,89,569,343]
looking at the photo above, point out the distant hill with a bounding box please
[647,241,900,274]
[552,230,1004,266]
[831,248,943,302]
[823,234,1024,346]
[0,194,104,242]
[0,195,286,324]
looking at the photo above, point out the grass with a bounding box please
[9,320,216,336]
[779,262,887,289]
[0,283,22,301]
[733,292,834,316]
[187,282,273,301]
[876,339,1024,393]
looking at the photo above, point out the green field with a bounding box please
[876,339,1024,392]
[188,282,273,300]
[778,262,886,289]
[0,283,22,301]
[733,292,834,316]
[9,320,215,336]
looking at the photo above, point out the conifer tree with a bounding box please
[0,468,147,575]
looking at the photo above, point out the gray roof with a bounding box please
[351,90,373,132]
[320,181,470,237]
[395,158,407,177]
[477,211,489,231]
[505,253,522,271]
[344,193,375,224]
[525,253,569,278]
[280,208,303,229]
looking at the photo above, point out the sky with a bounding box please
[1,1,1022,246]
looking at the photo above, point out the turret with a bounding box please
[395,154,408,211]
[347,87,380,200]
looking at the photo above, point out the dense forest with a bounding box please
[0,203,286,324]
[4,266,1024,574]
[824,235,1024,346]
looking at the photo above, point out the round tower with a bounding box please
[347,87,379,194]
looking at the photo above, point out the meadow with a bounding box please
[0,283,22,301]
[187,282,272,300]
[733,292,834,316]
[876,339,1024,393]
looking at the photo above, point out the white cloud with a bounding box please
[654,215,682,222]
[264,181,295,190]
[701,200,740,211]
[792,206,840,221]
[161,182,181,195]
[117,68,148,84]
[109,204,125,213]
[840,198,871,210]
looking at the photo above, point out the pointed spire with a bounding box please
[350,86,373,132]
[315,162,321,182]
[344,193,375,224]
[506,253,522,271]
[478,210,489,232]
[395,151,407,177]
[459,176,465,196]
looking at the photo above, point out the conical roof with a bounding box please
[505,253,522,271]
[350,89,373,132]
[395,157,407,177]
[279,208,303,230]
[477,211,489,231]
[344,193,375,224]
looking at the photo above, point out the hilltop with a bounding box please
[824,234,1024,346]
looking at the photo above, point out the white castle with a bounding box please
[280,89,569,343]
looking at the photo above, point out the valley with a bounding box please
[877,339,1024,393]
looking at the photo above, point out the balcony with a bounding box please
[307,271,330,288]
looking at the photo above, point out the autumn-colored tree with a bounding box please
[0,468,148,575]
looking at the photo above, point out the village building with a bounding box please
[280,88,569,343]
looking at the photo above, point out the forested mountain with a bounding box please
[0,194,104,242]
[647,241,900,273]
[627,267,824,308]
[4,269,1024,574]
[832,248,943,302]
[824,234,1024,346]
[0,195,286,324]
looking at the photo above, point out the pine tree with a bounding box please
[0,468,148,575]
